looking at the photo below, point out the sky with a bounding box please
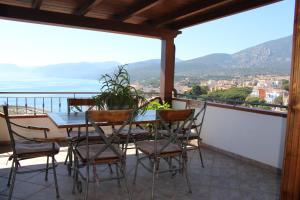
[0,0,295,67]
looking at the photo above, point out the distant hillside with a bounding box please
[130,35,292,80]
[32,61,120,79]
[0,35,292,81]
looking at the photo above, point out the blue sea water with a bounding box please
[0,78,102,113]
[0,77,100,92]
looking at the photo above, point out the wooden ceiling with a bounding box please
[0,0,281,39]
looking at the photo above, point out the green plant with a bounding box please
[93,65,146,110]
[144,100,170,132]
[206,87,252,104]
[145,100,170,110]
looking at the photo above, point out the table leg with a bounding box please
[66,128,73,176]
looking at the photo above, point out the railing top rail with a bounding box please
[0,92,160,95]
[177,93,288,109]
[0,92,99,94]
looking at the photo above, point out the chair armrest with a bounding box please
[10,122,50,132]
[32,137,64,143]
[27,126,50,132]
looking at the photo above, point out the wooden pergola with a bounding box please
[0,0,299,199]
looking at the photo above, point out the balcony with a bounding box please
[0,93,285,199]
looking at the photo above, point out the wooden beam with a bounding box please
[168,0,281,29]
[0,4,179,39]
[160,38,175,104]
[74,0,104,16]
[148,0,234,27]
[114,0,160,21]
[32,0,43,10]
[280,0,300,199]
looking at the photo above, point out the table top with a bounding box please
[47,110,157,128]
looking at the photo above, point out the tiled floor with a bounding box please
[0,146,280,200]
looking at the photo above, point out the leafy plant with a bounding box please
[144,100,170,132]
[93,65,146,110]
[145,100,170,110]
[205,87,252,104]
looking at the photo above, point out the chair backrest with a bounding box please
[67,98,96,113]
[85,109,134,161]
[187,100,207,137]
[3,105,17,155]
[155,109,195,154]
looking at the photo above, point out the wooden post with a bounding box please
[280,0,300,199]
[160,37,175,104]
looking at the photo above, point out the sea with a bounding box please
[0,77,101,113]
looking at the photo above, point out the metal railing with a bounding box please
[176,93,288,111]
[0,91,287,115]
[0,92,160,115]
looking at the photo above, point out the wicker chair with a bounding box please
[72,109,134,200]
[3,105,60,200]
[133,109,195,200]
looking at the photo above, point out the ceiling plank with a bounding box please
[148,0,234,27]
[32,0,43,9]
[169,0,281,29]
[74,0,104,16]
[0,4,179,39]
[114,0,160,21]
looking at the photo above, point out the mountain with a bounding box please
[128,35,292,80]
[31,61,120,79]
[0,35,292,81]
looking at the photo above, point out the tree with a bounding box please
[245,96,265,104]
[206,87,252,103]
[282,79,289,91]
[185,85,208,96]
[274,95,283,105]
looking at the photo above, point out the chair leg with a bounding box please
[197,140,204,168]
[151,159,158,200]
[115,163,121,187]
[133,149,139,185]
[84,163,90,200]
[45,156,49,181]
[64,152,69,165]
[7,160,14,187]
[52,156,60,198]
[121,161,132,200]
[108,164,113,174]
[8,160,18,200]
[183,155,192,193]
[72,155,78,194]
[68,146,73,176]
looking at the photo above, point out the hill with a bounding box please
[0,35,292,81]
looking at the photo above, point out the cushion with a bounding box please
[76,144,124,163]
[15,141,60,156]
[118,127,150,136]
[136,139,181,156]
[69,130,99,138]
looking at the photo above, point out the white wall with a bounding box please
[173,100,287,169]
[203,106,286,168]
[0,117,66,141]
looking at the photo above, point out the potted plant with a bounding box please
[94,65,146,110]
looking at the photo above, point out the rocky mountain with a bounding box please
[128,35,292,80]
[0,35,292,81]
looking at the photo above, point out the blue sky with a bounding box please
[0,0,295,67]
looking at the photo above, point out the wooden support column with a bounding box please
[160,37,175,104]
[281,0,300,199]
